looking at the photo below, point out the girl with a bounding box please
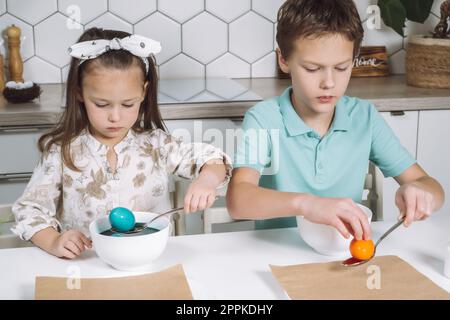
[11,28,232,259]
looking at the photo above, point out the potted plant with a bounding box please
[378,0,450,88]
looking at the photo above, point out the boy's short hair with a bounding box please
[276,0,364,59]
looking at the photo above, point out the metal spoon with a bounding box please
[341,218,405,267]
[111,206,184,234]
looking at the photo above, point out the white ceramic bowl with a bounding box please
[89,212,170,271]
[296,204,372,257]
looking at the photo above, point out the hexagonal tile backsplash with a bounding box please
[0,0,445,83]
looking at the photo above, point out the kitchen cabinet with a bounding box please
[417,110,450,216]
[0,125,52,205]
[378,111,419,221]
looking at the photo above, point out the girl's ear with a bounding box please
[76,89,84,102]
[277,48,290,74]
[142,81,148,100]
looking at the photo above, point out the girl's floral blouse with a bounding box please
[11,128,232,241]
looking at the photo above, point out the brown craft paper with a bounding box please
[35,264,193,300]
[270,255,450,300]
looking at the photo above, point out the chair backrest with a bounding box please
[202,163,380,234]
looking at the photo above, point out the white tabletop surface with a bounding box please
[1,213,450,300]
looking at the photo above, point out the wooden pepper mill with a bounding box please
[6,24,24,83]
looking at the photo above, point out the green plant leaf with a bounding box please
[378,0,407,37]
[400,0,434,23]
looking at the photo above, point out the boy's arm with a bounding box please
[226,167,372,240]
[394,163,445,227]
[226,167,305,219]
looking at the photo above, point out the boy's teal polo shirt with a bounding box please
[234,86,416,230]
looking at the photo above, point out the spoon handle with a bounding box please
[148,206,184,224]
[375,218,404,247]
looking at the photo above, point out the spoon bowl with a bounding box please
[341,218,404,267]
[110,206,184,235]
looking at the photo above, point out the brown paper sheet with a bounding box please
[270,255,450,300]
[35,264,193,300]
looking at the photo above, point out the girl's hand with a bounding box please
[49,230,92,259]
[395,181,434,227]
[184,177,218,213]
[301,195,372,240]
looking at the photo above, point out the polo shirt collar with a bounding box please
[279,87,350,136]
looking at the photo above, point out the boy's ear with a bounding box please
[276,48,290,74]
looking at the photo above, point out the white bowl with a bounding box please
[296,204,373,257]
[89,212,170,271]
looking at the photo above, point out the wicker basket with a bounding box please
[406,35,450,89]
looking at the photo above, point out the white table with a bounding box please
[1,213,450,299]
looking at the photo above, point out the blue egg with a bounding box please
[109,207,135,232]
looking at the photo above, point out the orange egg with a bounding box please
[349,239,375,260]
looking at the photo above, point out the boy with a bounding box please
[226,0,444,241]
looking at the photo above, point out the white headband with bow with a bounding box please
[68,34,162,74]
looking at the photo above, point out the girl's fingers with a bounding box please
[61,248,76,259]
[184,193,194,213]
[197,194,208,211]
[206,193,216,209]
[64,241,81,256]
[189,193,201,213]
[79,233,92,248]
[70,237,86,253]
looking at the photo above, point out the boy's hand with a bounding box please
[184,177,218,213]
[301,195,372,240]
[395,181,434,227]
[49,230,92,259]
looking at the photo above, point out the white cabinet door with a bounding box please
[417,110,450,216]
[379,111,418,221]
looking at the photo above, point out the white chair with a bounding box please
[0,204,33,249]
[201,163,380,234]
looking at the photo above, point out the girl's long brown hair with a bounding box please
[38,27,166,171]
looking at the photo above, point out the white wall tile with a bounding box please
[85,12,132,33]
[431,0,446,17]
[389,49,405,75]
[0,14,34,60]
[0,0,6,15]
[6,1,413,82]
[23,56,60,83]
[206,53,250,78]
[229,11,273,63]
[252,51,276,78]
[159,54,204,79]
[58,0,107,25]
[158,0,203,23]
[183,12,227,64]
[61,63,70,82]
[252,0,284,23]
[35,13,83,67]
[404,15,440,48]
[135,12,181,65]
[355,0,377,22]
[109,0,156,24]
[363,19,403,55]
[7,0,57,25]
[205,0,250,23]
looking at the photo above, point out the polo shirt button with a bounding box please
[317,163,323,169]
